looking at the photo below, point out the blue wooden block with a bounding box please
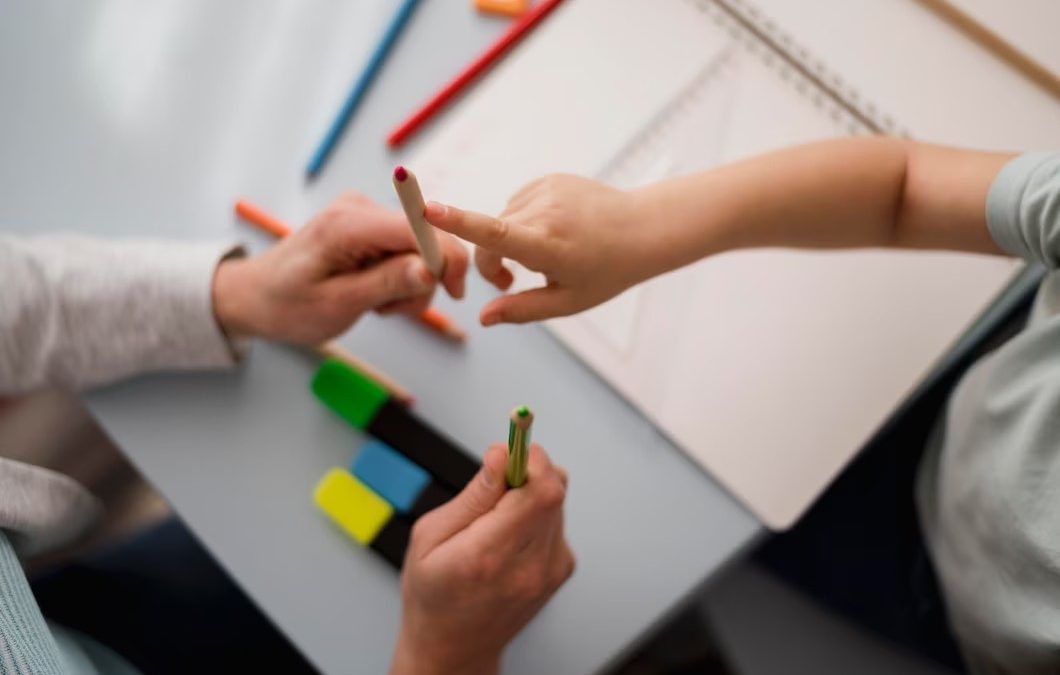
[352,440,431,513]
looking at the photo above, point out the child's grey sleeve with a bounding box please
[986,152,1060,267]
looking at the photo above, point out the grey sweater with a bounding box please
[0,236,239,674]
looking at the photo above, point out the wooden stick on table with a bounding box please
[915,0,1060,101]
[312,342,414,405]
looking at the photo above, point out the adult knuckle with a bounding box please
[327,292,358,318]
[340,190,370,205]
[466,552,502,583]
[541,173,564,188]
[534,478,566,510]
[563,550,577,580]
[512,567,549,600]
[312,209,346,236]
[382,270,402,296]
[409,516,435,544]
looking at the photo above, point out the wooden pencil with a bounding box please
[312,342,414,406]
[915,0,1060,101]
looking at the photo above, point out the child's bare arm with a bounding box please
[425,138,1012,325]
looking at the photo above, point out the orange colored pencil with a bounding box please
[419,307,467,342]
[235,200,291,238]
[234,199,466,343]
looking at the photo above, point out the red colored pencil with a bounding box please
[386,0,567,148]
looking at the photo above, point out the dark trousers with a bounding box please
[31,519,319,675]
[755,267,1041,672]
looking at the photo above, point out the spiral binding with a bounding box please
[600,0,907,185]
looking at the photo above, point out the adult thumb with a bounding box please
[409,445,508,554]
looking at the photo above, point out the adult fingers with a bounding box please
[374,293,433,317]
[313,203,419,262]
[409,445,508,556]
[325,254,433,318]
[454,445,567,555]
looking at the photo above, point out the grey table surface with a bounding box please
[0,2,761,674]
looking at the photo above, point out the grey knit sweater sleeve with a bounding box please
[0,235,243,394]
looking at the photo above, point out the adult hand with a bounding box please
[423,174,653,326]
[213,192,468,343]
[389,444,575,675]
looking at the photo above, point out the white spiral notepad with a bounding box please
[411,0,1018,529]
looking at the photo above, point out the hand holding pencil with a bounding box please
[218,192,468,344]
[234,195,467,341]
[393,442,573,675]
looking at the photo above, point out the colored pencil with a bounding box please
[392,166,444,278]
[307,0,424,178]
[506,405,533,488]
[234,199,466,343]
[235,199,291,237]
[474,0,530,18]
[419,307,467,342]
[915,0,1060,101]
[386,0,567,148]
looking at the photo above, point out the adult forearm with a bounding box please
[630,137,1010,279]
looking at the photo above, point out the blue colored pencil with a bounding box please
[306,0,423,178]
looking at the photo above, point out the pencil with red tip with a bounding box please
[386,0,567,148]
[392,166,444,278]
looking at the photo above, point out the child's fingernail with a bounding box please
[424,202,448,219]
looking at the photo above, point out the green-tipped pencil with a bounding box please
[507,406,533,488]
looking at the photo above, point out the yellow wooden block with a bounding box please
[314,468,393,545]
[474,0,529,18]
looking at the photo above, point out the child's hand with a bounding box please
[424,175,653,325]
